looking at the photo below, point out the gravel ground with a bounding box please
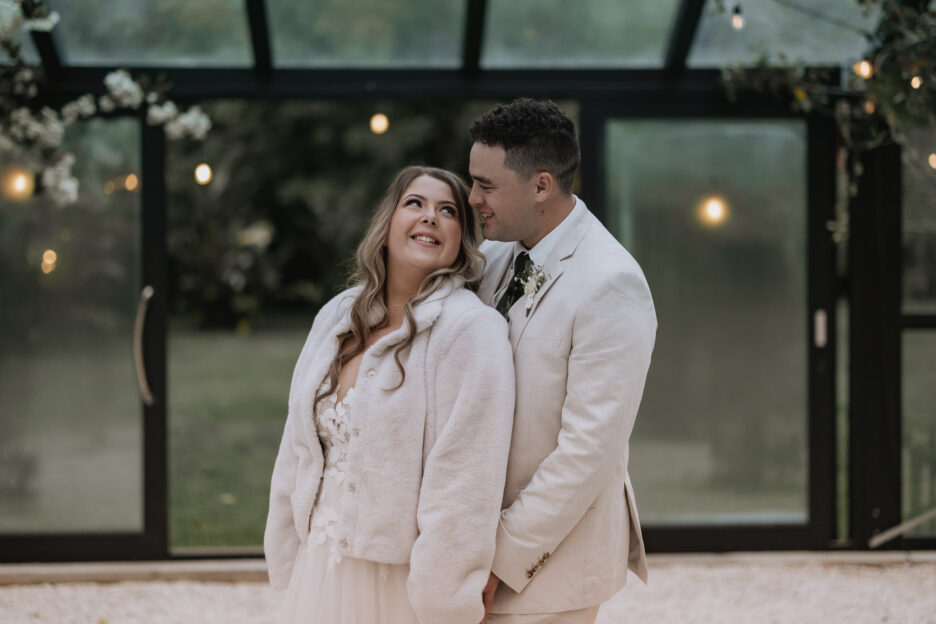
[1,560,935,624]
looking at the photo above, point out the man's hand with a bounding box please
[480,572,501,623]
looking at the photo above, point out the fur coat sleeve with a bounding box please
[263,292,347,589]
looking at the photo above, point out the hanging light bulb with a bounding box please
[853,60,873,79]
[863,99,876,115]
[194,163,213,185]
[41,249,57,274]
[1,166,35,202]
[697,195,730,227]
[929,153,936,170]
[911,76,923,89]
[731,5,745,30]
[370,113,389,135]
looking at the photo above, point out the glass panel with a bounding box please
[483,0,681,68]
[0,118,143,533]
[168,318,304,548]
[903,332,936,536]
[166,99,501,548]
[267,0,465,68]
[606,119,809,525]
[903,127,936,315]
[688,0,877,68]
[44,0,251,67]
[0,30,40,65]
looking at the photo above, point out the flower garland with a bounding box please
[0,0,211,206]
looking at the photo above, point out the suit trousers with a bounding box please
[486,605,600,624]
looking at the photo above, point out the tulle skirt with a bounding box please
[275,535,419,624]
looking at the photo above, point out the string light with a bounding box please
[929,153,936,170]
[125,173,139,191]
[731,5,745,30]
[41,249,57,274]
[853,60,873,79]
[1,166,35,202]
[864,100,875,115]
[911,76,922,89]
[194,163,213,185]
[698,196,729,227]
[370,113,389,135]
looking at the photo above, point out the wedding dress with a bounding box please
[276,385,418,623]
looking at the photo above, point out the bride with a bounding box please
[265,166,515,623]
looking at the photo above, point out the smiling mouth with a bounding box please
[479,211,493,222]
[412,234,440,245]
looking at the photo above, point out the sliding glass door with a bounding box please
[0,116,166,561]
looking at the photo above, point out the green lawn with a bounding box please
[2,319,929,548]
[164,317,936,549]
[167,317,308,549]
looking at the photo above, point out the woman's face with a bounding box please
[386,175,462,283]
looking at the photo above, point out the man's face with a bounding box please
[468,142,538,244]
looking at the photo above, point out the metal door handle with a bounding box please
[134,285,155,406]
[814,309,827,349]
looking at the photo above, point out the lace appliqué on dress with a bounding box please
[309,385,363,571]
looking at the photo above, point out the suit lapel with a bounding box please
[509,207,596,352]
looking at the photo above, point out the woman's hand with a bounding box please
[481,572,500,623]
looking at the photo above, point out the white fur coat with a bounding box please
[264,279,515,624]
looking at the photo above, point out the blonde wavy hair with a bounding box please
[313,166,483,415]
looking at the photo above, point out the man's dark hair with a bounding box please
[469,98,580,194]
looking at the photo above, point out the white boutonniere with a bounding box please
[521,263,548,316]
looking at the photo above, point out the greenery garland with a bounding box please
[718,0,934,245]
[720,0,934,160]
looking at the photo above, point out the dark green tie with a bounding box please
[496,252,533,319]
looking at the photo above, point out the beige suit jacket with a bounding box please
[480,199,656,614]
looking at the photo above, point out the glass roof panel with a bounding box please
[482,0,682,69]
[267,0,465,68]
[1,30,40,66]
[44,0,252,67]
[688,0,877,68]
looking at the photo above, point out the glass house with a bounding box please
[0,0,933,562]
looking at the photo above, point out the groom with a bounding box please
[469,98,657,623]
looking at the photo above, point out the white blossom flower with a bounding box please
[5,107,61,148]
[165,106,212,140]
[98,95,116,113]
[12,67,37,97]
[146,100,178,126]
[22,11,59,32]
[104,69,144,108]
[237,221,274,249]
[8,108,34,141]
[41,153,79,206]
[0,0,23,38]
[61,95,96,125]
[36,107,63,149]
